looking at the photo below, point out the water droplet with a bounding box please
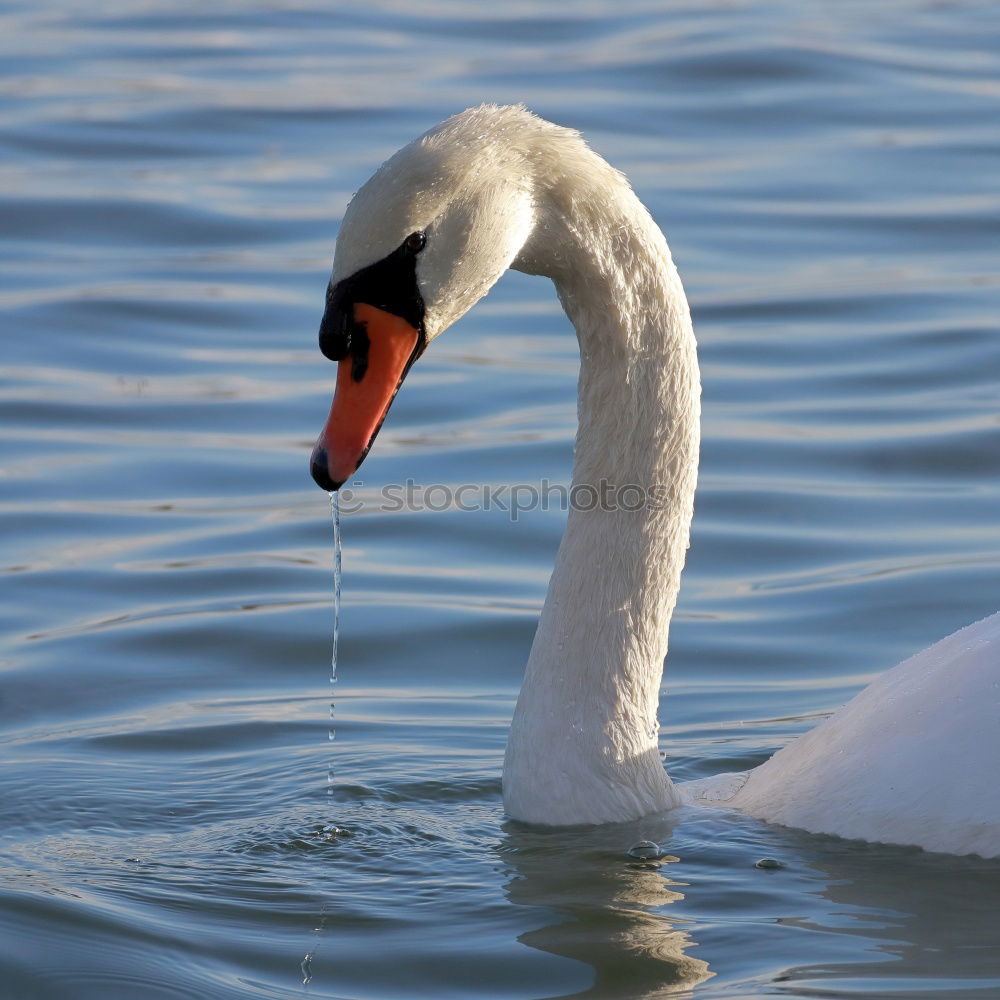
[627,840,663,860]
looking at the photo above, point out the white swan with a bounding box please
[310,105,1000,858]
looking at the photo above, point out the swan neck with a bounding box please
[503,174,701,825]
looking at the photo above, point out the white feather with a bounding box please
[334,104,1000,856]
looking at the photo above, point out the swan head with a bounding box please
[310,105,543,490]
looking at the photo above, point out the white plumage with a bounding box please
[330,104,999,856]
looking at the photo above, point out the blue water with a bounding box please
[2,1,999,997]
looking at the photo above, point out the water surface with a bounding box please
[2,1,999,997]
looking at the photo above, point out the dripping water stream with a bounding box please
[328,487,341,791]
[300,490,342,988]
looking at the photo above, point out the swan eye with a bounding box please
[403,231,426,254]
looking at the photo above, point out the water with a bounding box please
[1,1,998,997]
[327,489,340,794]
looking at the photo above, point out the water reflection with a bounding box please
[499,817,712,999]
[783,836,1000,997]
[497,804,1000,998]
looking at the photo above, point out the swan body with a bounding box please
[311,105,999,857]
[683,611,1000,857]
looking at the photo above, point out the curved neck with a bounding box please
[504,172,700,825]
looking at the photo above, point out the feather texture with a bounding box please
[331,104,999,855]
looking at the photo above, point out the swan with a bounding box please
[309,104,1000,858]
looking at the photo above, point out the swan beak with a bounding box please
[310,302,423,491]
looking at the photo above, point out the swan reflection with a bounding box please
[498,816,711,998]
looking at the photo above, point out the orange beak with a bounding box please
[310,303,423,491]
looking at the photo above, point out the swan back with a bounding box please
[725,612,1000,857]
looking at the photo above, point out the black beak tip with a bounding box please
[309,446,343,492]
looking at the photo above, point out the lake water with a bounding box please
[2,2,999,997]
